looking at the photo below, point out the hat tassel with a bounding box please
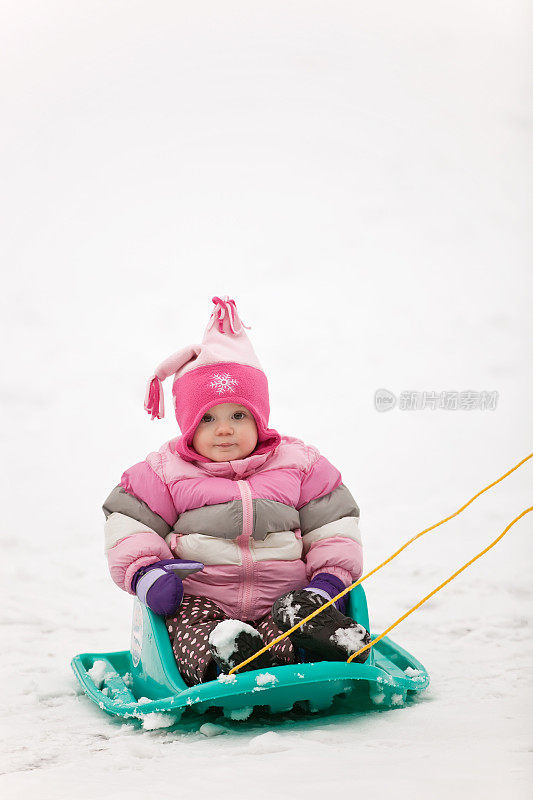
[144,375,165,420]
[209,296,251,334]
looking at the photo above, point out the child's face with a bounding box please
[192,403,258,462]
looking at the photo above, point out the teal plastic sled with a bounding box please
[71,585,429,724]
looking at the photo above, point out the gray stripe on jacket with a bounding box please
[253,499,300,541]
[299,484,360,536]
[174,501,243,540]
[173,498,300,541]
[102,485,172,538]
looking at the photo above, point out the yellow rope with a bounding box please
[228,452,532,675]
[347,505,533,662]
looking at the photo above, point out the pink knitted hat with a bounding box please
[144,296,281,462]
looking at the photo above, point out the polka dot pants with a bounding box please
[165,595,296,686]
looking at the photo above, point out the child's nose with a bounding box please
[216,421,233,434]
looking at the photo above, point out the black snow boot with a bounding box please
[272,590,371,664]
[208,619,276,674]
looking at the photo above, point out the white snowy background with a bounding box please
[1,2,532,798]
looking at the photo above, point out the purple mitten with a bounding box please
[131,559,204,616]
[303,572,349,615]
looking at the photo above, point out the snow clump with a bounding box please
[227,706,253,721]
[391,694,405,707]
[276,593,301,627]
[217,673,237,684]
[255,673,277,686]
[139,712,178,731]
[404,667,422,678]
[87,660,111,689]
[208,620,261,662]
[199,723,227,737]
[330,624,368,653]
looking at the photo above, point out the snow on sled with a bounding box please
[71,585,429,725]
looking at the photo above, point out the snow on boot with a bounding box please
[208,619,276,674]
[272,590,371,664]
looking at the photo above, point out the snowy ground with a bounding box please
[1,3,532,798]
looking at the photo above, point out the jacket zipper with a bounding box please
[236,479,254,620]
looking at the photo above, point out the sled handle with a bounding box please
[347,505,533,662]
[230,453,533,674]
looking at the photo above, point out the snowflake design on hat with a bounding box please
[210,372,239,395]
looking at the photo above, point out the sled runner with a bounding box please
[71,584,429,724]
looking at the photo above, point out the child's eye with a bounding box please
[201,412,246,423]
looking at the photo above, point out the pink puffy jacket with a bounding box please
[103,435,363,620]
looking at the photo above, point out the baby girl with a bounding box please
[103,296,370,686]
